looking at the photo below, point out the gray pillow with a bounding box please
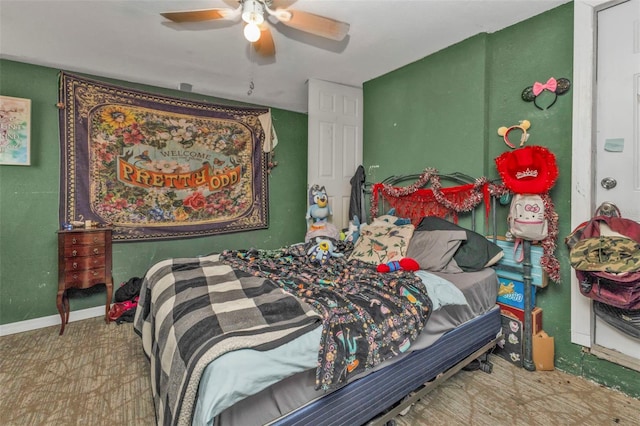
[406,230,466,273]
[416,216,504,271]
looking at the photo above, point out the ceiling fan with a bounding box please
[160,0,350,57]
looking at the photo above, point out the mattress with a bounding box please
[211,268,499,426]
[415,267,499,349]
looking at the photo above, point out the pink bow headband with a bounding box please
[533,77,557,96]
[522,77,571,110]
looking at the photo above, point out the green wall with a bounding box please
[364,34,489,182]
[0,59,308,323]
[363,4,640,398]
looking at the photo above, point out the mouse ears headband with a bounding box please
[522,77,571,110]
[498,119,530,149]
[495,120,558,194]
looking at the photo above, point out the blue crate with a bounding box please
[492,239,547,287]
[497,276,535,310]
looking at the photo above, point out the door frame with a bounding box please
[571,0,629,348]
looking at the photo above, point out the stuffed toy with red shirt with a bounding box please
[377,258,420,273]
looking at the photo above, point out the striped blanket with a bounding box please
[133,254,321,426]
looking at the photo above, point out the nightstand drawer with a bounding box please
[57,227,113,334]
[64,255,105,271]
[64,232,106,247]
[64,245,106,258]
[64,268,107,288]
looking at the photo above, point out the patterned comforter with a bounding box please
[220,242,433,390]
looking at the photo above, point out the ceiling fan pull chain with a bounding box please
[247,47,256,96]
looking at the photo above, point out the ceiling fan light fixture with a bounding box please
[241,0,264,25]
[161,0,351,58]
[244,22,261,42]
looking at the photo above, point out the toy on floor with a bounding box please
[377,258,420,273]
[306,184,332,228]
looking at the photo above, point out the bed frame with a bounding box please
[263,171,503,425]
[272,307,501,426]
[132,169,506,426]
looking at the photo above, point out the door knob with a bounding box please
[601,177,617,189]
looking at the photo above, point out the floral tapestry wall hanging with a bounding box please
[58,72,270,241]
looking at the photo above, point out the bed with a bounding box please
[134,169,505,426]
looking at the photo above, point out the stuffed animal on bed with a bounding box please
[344,215,364,244]
[372,209,412,226]
[307,237,343,264]
[305,184,332,228]
[377,257,420,273]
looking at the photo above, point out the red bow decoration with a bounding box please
[525,203,540,213]
[532,77,557,96]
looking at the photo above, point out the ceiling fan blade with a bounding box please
[277,9,349,41]
[271,0,298,8]
[161,8,236,23]
[253,25,275,57]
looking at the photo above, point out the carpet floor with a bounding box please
[0,317,638,426]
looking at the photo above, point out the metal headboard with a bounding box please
[365,171,482,231]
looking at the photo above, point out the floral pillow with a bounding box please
[348,223,415,265]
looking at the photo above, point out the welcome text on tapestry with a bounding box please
[118,158,241,191]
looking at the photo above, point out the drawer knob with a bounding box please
[72,238,77,244]
[72,274,78,280]
[72,262,78,269]
[72,250,77,257]
[93,237,98,243]
[93,248,99,255]
[92,270,98,276]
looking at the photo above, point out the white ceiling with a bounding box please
[0,1,570,113]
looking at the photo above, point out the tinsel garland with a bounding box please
[370,168,508,221]
[540,192,561,283]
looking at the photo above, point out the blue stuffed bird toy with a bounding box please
[307,238,343,264]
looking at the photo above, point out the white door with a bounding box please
[307,79,363,230]
[594,0,640,363]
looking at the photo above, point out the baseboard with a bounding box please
[0,306,105,336]
[589,344,640,373]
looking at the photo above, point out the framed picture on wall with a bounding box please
[0,95,31,166]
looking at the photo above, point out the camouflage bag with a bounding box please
[570,236,640,273]
[566,215,640,310]
[570,236,640,310]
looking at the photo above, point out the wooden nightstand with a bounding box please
[57,227,113,335]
